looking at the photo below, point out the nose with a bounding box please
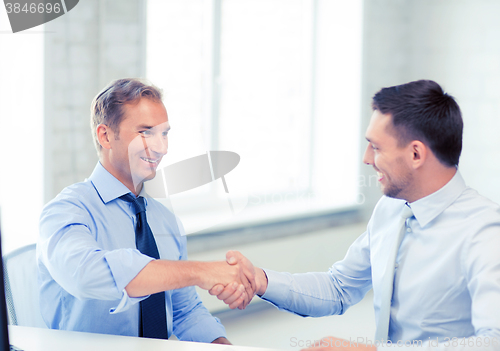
[148,134,168,156]
[363,144,373,165]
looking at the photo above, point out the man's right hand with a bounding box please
[195,252,257,308]
[197,258,252,291]
[208,251,268,310]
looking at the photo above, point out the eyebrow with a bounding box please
[137,124,171,131]
[366,137,379,146]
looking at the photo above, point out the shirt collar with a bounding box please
[89,162,137,204]
[409,169,466,228]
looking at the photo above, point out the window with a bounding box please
[147,0,362,234]
[0,11,44,253]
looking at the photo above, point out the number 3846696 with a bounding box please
[5,2,61,14]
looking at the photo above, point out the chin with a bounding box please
[383,186,402,199]
[384,190,405,200]
[142,170,157,181]
[132,170,157,189]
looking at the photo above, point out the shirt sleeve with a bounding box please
[170,235,226,342]
[171,286,226,342]
[261,230,373,317]
[463,220,500,340]
[109,289,149,314]
[38,197,153,311]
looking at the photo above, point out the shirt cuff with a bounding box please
[176,315,227,342]
[104,248,154,292]
[194,316,227,343]
[260,269,293,306]
[109,289,149,314]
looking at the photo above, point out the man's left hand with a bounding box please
[212,337,231,345]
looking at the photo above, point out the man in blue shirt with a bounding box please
[38,78,251,343]
[212,80,500,350]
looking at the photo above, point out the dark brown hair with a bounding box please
[372,80,463,167]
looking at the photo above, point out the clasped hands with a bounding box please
[202,251,266,310]
[200,254,375,350]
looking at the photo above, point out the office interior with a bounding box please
[0,0,499,349]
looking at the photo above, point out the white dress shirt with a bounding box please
[261,171,500,349]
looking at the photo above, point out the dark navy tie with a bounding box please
[120,193,168,339]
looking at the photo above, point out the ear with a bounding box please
[96,124,113,150]
[410,140,427,169]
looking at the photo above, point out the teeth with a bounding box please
[141,157,158,164]
[377,172,384,178]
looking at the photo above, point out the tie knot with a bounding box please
[401,203,413,220]
[119,193,146,215]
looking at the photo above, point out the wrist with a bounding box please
[191,261,209,288]
[193,261,225,290]
[256,268,268,296]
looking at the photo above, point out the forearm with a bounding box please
[260,269,352,317]
[125,260,240,297]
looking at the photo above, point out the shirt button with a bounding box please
[406,227,412,233]
[395,263,399,268]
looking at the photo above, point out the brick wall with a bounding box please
[44,0,146,202]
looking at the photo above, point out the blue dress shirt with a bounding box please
[37,162,226,342]
[261,171,500,346]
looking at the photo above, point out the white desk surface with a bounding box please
[9,326,282,351]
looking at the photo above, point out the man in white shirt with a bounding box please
[211,80,500,350]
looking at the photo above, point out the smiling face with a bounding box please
[102,98,170,194]
[363,110,414,200]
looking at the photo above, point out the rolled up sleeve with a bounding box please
[171,286,226,342]
[38,199,153,312]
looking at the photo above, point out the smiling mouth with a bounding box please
[141,157,159,165]
[377,171,384,181]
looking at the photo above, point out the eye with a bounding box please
[140,130,152,137]
[162,131,169,137]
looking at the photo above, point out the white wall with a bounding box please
[404,0,500,203]
[361,0,500,206]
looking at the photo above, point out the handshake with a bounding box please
[200,251,268,310]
